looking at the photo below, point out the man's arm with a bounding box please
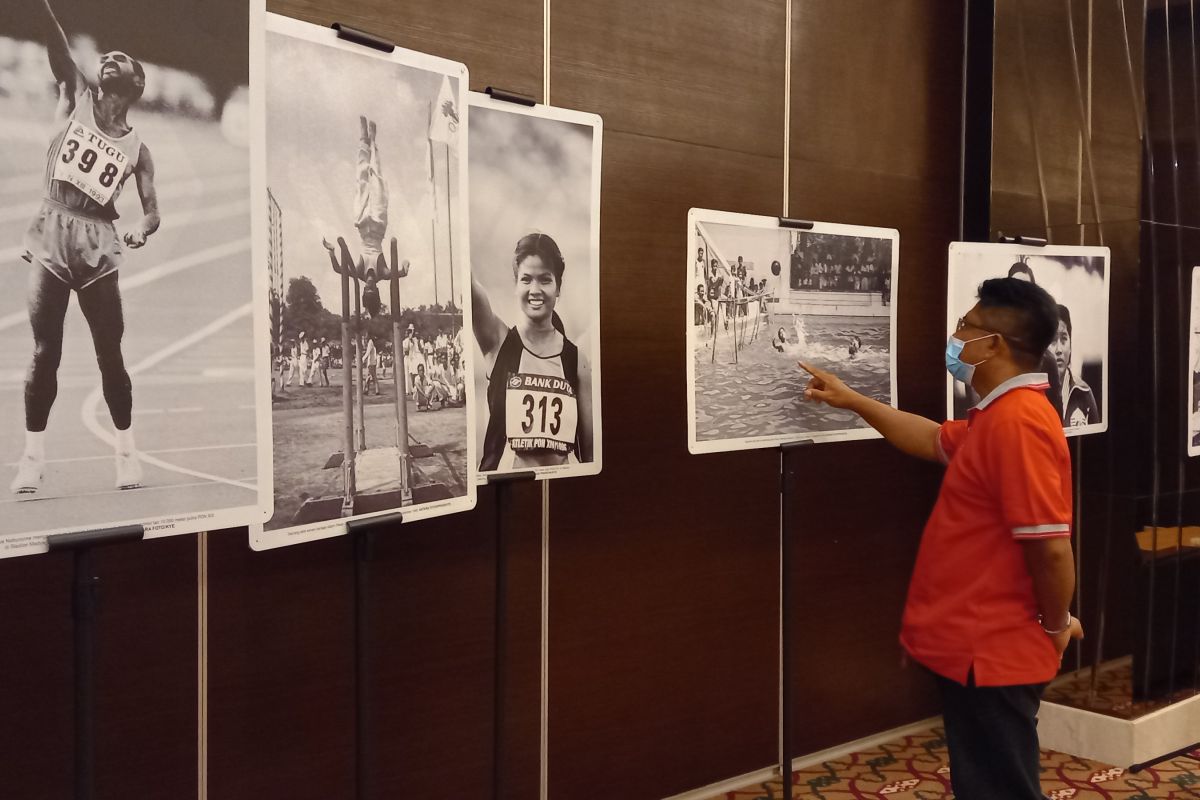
[36,0,85,99]
[124,144,159,249]
[1021,537,1083,657]
[800,362,941,462]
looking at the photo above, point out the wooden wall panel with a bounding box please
[547,131,783,800]
[270,0,544,97]
[0,536,197,800]
[0,553,74,800]
[207,533,355,800]
[786,0,966,755]
[548,2,785,793]
[95,536,198,800]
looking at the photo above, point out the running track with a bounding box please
[0,107,262,553]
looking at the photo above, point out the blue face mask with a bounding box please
[945,333,995,385]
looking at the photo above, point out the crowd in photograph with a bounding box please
[790,233,891,302]
[272,324,467,411]
[693,250,775,327]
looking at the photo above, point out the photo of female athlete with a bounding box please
[472,233,593,470]
[467,93,603,481]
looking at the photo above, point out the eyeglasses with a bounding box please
[954,316,1031,349]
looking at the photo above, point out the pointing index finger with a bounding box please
[798,361,825,379]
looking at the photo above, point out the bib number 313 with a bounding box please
[53,122,128,206]
[505,373,578,454]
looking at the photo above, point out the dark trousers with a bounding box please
[934,670,1048,800]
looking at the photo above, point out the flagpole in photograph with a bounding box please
[427,101,439,308]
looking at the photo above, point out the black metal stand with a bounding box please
[484,87,538,107]
[1130,741,1200,773]
[347,512,402,800]
[486,471,536,800]
[778,441,812,800]
[47,524,144,800]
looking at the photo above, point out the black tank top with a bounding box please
[480,327,580,471]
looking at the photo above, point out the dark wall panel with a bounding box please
[548,3,785,792]
[0,536,197,800]
[95,536,199,800]
[0,552,74,800]
[786,0,966,755]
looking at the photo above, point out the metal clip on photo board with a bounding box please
[778,440,814,800]
[332,22,396,53]
[778,217,815,230]
[995,232,1048,247]
[484,87,538,107]
[47,524,144,800]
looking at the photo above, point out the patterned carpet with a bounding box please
[704,728,1200,799]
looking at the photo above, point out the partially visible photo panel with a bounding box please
[945,242,1110,437]
[687,209,899,455]
[467,93,603,483]
[0,0,271,558]
[1189,267,1200,458]
[251,14,476,551]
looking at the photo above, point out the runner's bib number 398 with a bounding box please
[53,122,129,206]
[505,373,578,454]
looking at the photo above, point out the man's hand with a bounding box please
[799,362,861,410]
[1049,615,1084,660]
[123,229,148,249]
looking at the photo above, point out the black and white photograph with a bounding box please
[467,93,602,482]
[946,242,1110,437]
[251,14,475,551]
[0,0,270,557]
[687,209,899,454]
[1189,267,1200,457]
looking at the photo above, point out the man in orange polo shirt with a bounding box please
[801,277,1084,799]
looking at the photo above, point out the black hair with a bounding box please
[513,232,566,335]
[976,277,1059,363]
[513,233,565,286]
[1056,303,1073,337]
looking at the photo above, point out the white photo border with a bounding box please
[686,208,900,455]
[944,240,1111,438]
[0,0,272,560]
[249,12,477,551]
[467,91,603,483]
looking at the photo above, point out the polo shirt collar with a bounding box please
[973,372,1050,412]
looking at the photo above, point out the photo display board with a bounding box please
[251,14,476,551]
[1189,267,1200,457]
[945,241,1110,437]
[467,92,603,482]
[0,0,271,557]
[686,209,899,454]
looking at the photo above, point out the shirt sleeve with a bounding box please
[992,418,1072,540]
[936,420,969,465]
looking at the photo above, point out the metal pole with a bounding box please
[354,277,366,452]
[445,141,455,305]
[341,257,355,516]
[390,264,412,506]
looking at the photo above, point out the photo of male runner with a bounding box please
[1,0,264,553]
[11,0,160,495]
